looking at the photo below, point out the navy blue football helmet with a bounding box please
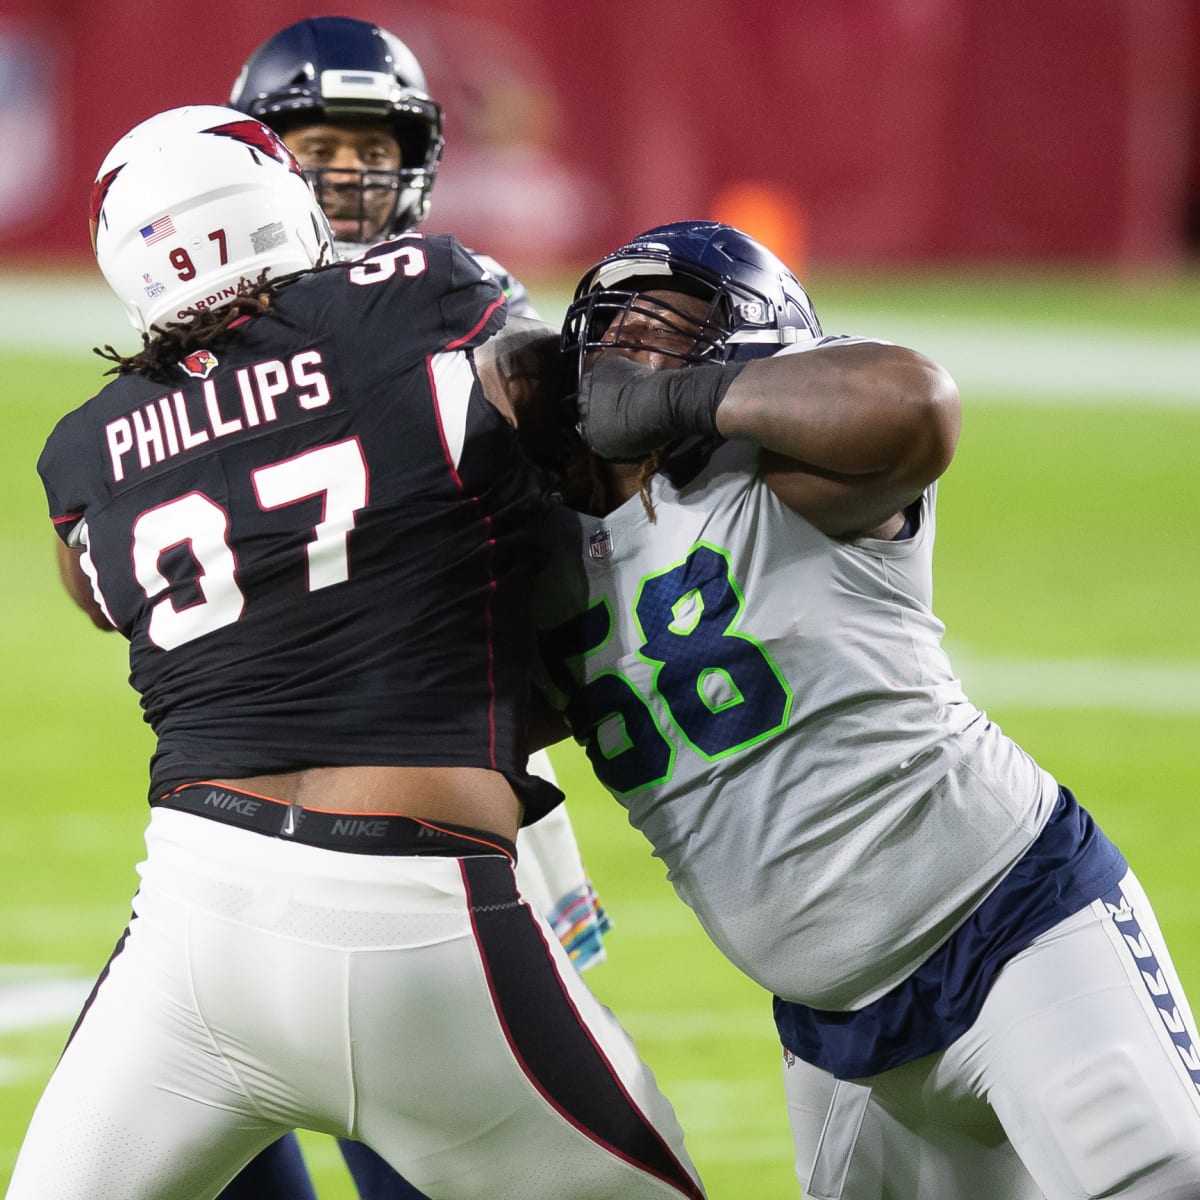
[562,220,822,384]
[229,16,444,238]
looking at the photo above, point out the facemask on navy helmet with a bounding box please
[562,221,822,480]
[229,16,444,245]
[563,220,822,388]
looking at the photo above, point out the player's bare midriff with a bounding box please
[209,765,524,843]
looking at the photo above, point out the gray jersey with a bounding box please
[534,373,1058,1010]
[468,249,538,319]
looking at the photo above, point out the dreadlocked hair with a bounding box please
[636,451,666,522]
[92,265,329,384]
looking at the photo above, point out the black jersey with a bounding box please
[39,234,560,818]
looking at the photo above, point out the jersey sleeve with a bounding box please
[37,409,91,544]
[466,248,540,320]
[343,233,508,355]
[436,234,511,347]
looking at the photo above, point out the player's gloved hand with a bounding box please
[576,354,747,460]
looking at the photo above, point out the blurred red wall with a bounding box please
[0,0,1195,275]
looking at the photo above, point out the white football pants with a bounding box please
[785,869,1200,1199]
[7,808,704,1200]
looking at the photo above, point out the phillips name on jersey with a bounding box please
[39,233,559,819]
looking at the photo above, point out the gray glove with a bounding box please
[576,354,747,460]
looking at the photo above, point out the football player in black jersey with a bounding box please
[224,18,611,1199]
[14,105,704,1200]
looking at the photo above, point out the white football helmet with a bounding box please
[90,104,336,333]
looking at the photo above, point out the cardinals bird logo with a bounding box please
[88,164,124,251]
[205,119,307,180]
[180,349,218,379]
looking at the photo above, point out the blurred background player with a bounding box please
[532,220,1200,1199]
[229,15,537,314]
[223,17,609,1199]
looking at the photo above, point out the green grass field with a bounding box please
[1,267,1198,1197]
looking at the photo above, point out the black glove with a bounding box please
[576,355,747,460]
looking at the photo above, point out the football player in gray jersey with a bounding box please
[224,20,607,1198]
[531,220,1200,1199]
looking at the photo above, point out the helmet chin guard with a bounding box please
[90,105,336,333]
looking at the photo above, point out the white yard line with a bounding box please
[0,971,89,1084]
[1,275,1198,405]
[0,972,89,1034]
[821,309,1200,406]
[952,649,1200,715]
[0,275,132,355]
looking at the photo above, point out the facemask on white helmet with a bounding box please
[90,104,337,333]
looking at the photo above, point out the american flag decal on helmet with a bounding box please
[139,215,176,246]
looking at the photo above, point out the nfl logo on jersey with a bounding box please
[588,528,613,560]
